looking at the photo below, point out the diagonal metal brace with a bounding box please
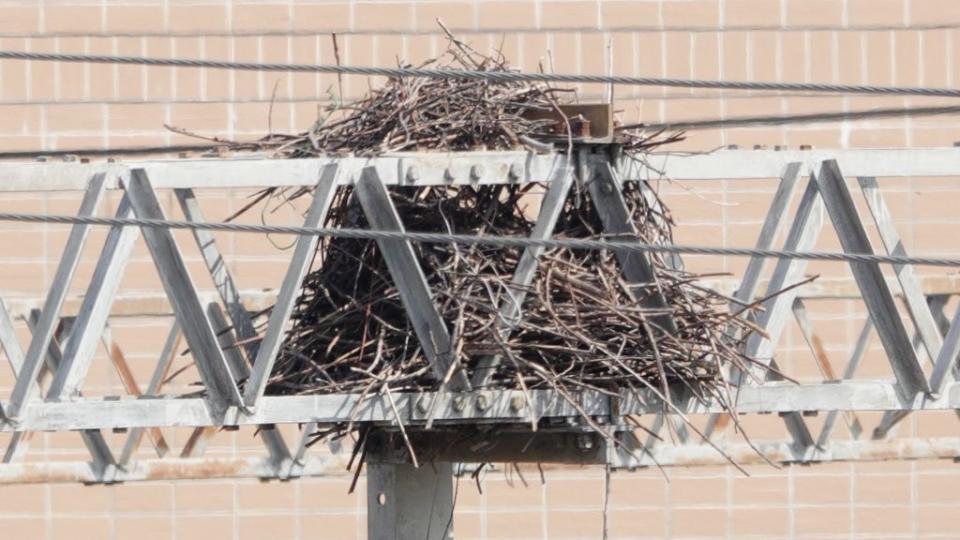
[243,164,340,408]
[815,160,928,396]
[471,165,575,388]
[5,174,107,420]
[124,169,244,415]
[48,195,139,400]
[176,187,260,361]
[586,160,677,335]
[355,167,471,391]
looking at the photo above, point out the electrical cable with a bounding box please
[3,105,960,160]
[3,50,960,98]
[0,211,957,268]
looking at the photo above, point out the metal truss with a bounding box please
[0,147,959,538]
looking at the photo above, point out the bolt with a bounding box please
[469,164,484,181]
[509,394,525,412]
[443,168,455,182]
[799,144,814,150]
[575,433,595,451]
[452,395,467,412]
[475,393,490,412]
[416,397,430,414]
[601,181,615,194]
[508,163,522,180]
[406,167,420,183]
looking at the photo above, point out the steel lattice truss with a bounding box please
[0,148,957,489]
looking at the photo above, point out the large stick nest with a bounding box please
[267,180,764,420]
[190,33,790,463]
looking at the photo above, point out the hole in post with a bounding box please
[377,492,387,505]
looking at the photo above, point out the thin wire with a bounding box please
[0,144,216,160]
[3,104,960,161]
[1,211,958,268]
[3,22,960,39]
[636,104,960,131]
[3,50,960,98]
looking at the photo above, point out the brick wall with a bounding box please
[1,1,960,539]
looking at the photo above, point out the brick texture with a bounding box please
[0,1,959,539]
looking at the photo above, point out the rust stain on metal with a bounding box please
[807,330,839,381]
[145,458,248,481]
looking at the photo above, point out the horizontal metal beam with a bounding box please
[623,147,960,180]
[615,435,960,468]
[0,275,957,321]
[0,152,570,191]
[2,433,959,485]
[0,148,959,192]
[0,453,350,485]
[2,381,960,432]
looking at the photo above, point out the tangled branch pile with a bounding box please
[266,182,765,422]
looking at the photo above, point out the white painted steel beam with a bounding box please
[244,164,340,407]
[124,169,244,414]
[354,167,471,391]
[614,436,960,468]
[0,453,351,485]
[471,164,574,388]
[734,162,802,305]
[0,152,570,191]
[0,382,959,432]
[176,188,259,359]
[860,176,944,365]
[0,148,959,193]
[623,147,960,180]
[588,160,677,334]
[6,175,108,419]
[816,160,928,395]
[47,196,139,399]
[0,433,958,486]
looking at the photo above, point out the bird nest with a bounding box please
[180,30,792,466]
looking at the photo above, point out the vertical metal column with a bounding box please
[367,460,454,540]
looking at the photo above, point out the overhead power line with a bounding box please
[2,104,959,160]
[636,104,960,130]
[0,211,957,268]
[3,50,960,98]
[4,22,960,39]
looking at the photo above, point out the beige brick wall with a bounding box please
[1,1,960,539]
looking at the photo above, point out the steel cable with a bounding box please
[0,211,957,268]
[3,50,960,98]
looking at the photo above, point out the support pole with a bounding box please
[367,459,454,540]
